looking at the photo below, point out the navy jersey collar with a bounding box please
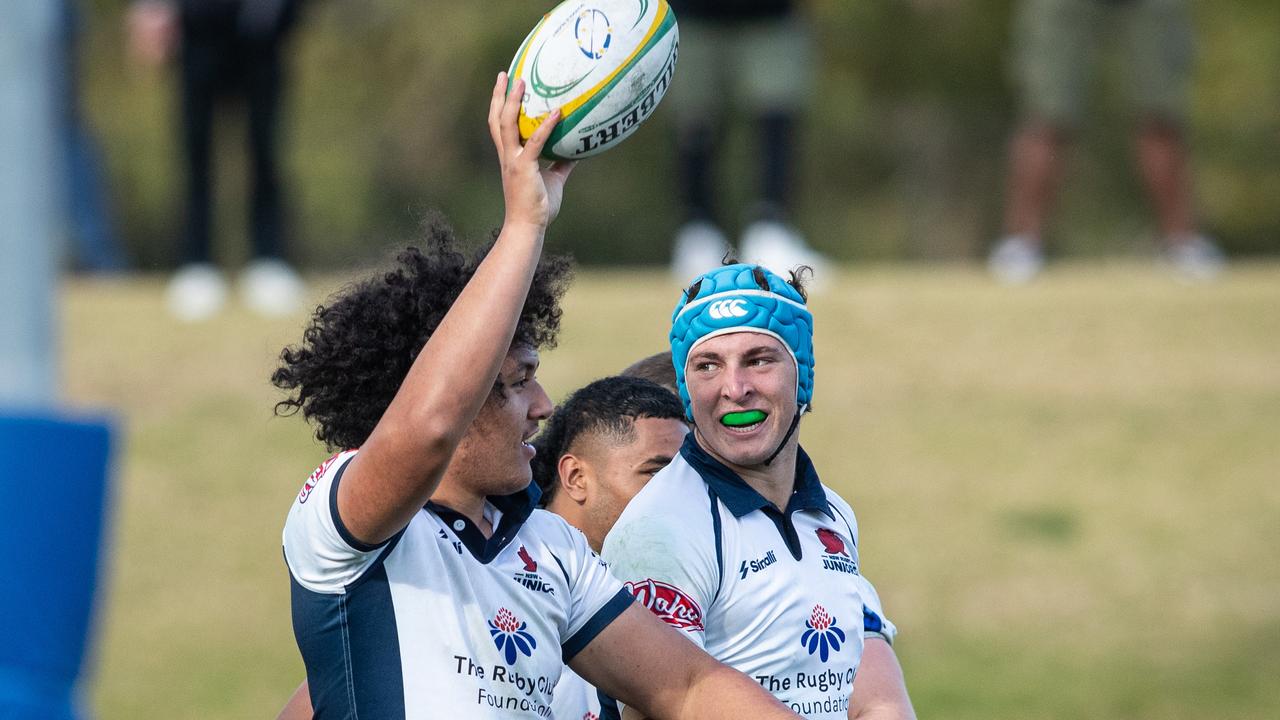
[680,433,833,519]
[427,482,541,563]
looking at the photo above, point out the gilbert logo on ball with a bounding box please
[508,0,679,160]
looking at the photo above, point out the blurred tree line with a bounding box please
[82,0,1279,269]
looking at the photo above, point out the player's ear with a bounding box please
[557,453,590,503]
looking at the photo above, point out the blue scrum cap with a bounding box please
[669,264,815,420]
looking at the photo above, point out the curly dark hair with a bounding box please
[272,216,573,451]
[532,376,684,504]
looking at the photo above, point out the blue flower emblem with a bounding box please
[800,604,846,663]
[488,607,537,665]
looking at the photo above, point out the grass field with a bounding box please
[64,262,1280,719]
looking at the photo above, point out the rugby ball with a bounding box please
[508,0,679,160]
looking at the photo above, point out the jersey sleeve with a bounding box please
[554,522,632,662]
[828,487,899,644]
[282,451,391,593]
[600,494,718,651]
[852,573,897,645]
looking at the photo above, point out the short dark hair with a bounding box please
[272,215,573,451]
[619,351,677,395]
[682,261,813,304]
[532,376,684,503]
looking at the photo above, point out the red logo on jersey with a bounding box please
[298,454,340,504]
[624,579,704,632]
[513,546,554,594]
[583,713,599,720]
[518,545,538,573]
[816,528,848,556]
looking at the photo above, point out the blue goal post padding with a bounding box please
[0,413,114,720]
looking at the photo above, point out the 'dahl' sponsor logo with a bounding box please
[625,578,704,632]
[298,454,339,504]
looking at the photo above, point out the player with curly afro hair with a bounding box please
[276,74,803,720]
[272,222,572,453]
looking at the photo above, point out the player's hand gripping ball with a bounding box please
[507,0,679,160]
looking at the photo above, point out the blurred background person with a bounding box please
[667,0,828,282]
[128,0,305,320]
[989,0,1224,284]
[59,0,130,274]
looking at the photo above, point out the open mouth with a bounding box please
[720,409,767,432]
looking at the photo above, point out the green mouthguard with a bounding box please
[721,410,767,427]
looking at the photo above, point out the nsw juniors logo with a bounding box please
[800,604,846,662]
[624,579,704,632]
[513,545,554,594]
[816,528,858,575]
[488,607,537,665]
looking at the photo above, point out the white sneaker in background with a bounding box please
[166,263,229,322]
[239,258,305,318]
[671,220,731,284]
[739,220,829,286]
[1165,234,1225,282]
[987,235,1044,285]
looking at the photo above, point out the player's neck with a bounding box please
[739,442,798,511]
[701,435,799,510]
[429,482,494,536]
[545,496,598,552]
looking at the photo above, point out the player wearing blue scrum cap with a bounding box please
[602,264,916,720]
[274,77,802,720]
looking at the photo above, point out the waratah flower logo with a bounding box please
[488,607,537,665]
[800,604,846,662]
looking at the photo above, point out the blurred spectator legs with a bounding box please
[166,0,303,321]
[63,123,128,273]
[668,8,827,282]
[991,0,1222,283]
[58,0,128,274]
[990,121,1060,284]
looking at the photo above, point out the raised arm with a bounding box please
[572,604,799,720]
[336,74,573,546]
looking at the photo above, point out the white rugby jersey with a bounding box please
[600,436,897,720]
[283,450,632,719]
[550,665,601,720]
